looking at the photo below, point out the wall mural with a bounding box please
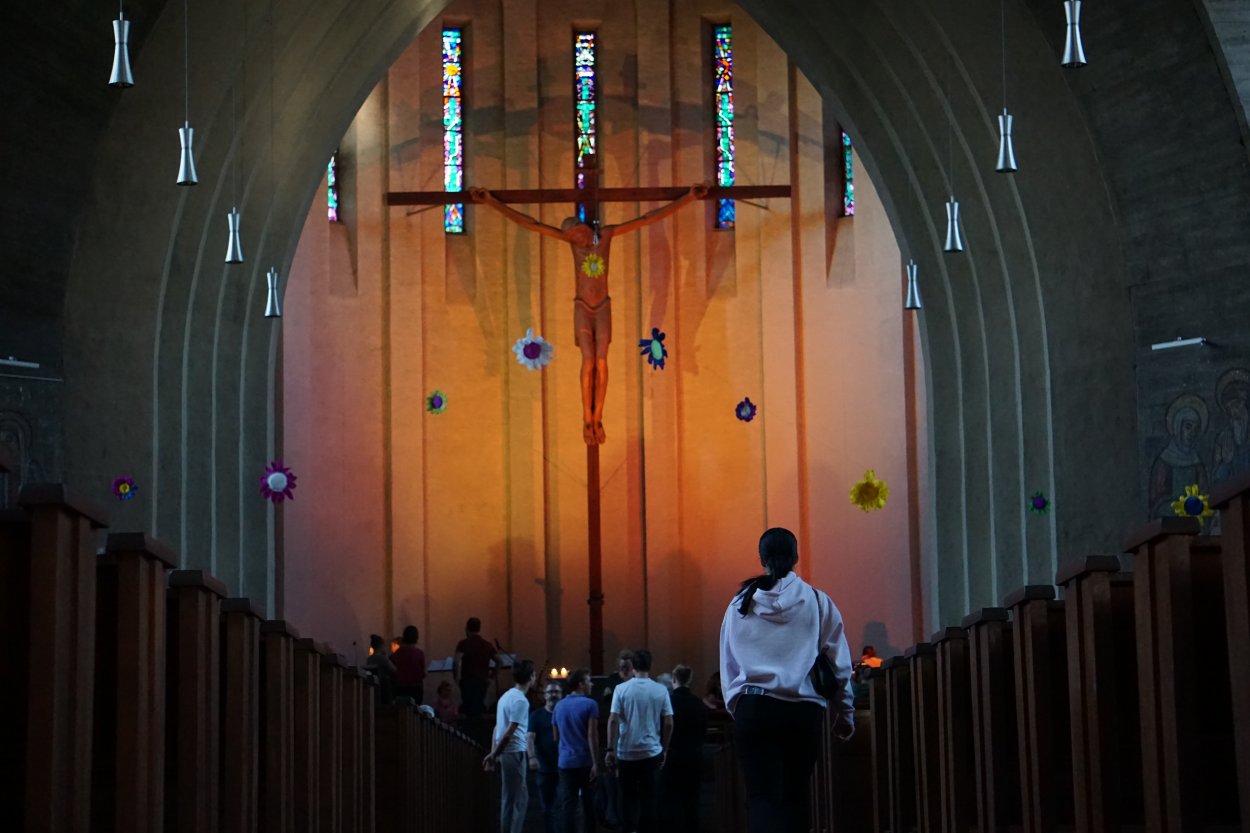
[1148,367,1250,521]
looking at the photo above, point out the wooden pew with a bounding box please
[1211,471,1250,830]
[1003,585,1073,833]
[884,655,918,833]
[220,597,263,833]
[375,702,413,833]
[319,648,346,833]
[259,620,300,833]
[0,506,32,827]
[1126,517,1239,831]
[963,607,1021,833]
[166,569,226,833]
[868,667,890,833]
[1056,555,1142,833]
[11,486,109,833]
[93,532,176,833]
[907,643,942,833]
[293,638,324,833]
[932,627,976,833]
[340,667,368,833]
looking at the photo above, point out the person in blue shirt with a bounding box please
[529,681,564,833]
[552,668,601,833]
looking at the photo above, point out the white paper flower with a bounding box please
[512,327,554,371]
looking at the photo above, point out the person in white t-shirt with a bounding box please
[719,527,854,833]
[483,659,537,833]
[606,649,673,833]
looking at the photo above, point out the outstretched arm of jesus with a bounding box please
[607,182,709,236]
[469,188,567,241]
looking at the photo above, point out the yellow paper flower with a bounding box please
[581,253,606,279]
[850,469,889,513]
[1171,483,1213,519]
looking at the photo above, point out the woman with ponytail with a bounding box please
[718,527,855,833]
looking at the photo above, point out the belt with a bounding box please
[741,685,767,696]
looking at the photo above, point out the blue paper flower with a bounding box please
[639,328,668,370]
[1028,491,1049,515]
[735,397,757,423]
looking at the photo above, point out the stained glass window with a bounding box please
[327,153,339,223]
[575,32,597,223]
[713,24,735,230]
[443,28,465,233]
[842,130,855,217]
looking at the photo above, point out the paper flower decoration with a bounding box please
[735,397,757,422]
[259,461,297,503]
[1028,491,1050,514]
[111,476,138,501]
[426,390,448,414]
[638,328,668,370]
[1171,484,1213,519]
[850,469,890,513]
[512,328,554,371]
[580,253,606,280]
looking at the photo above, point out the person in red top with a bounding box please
[455,617,500,730]
[392,624,427,704]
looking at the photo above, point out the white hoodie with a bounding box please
[718,572,854,717]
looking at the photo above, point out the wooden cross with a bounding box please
[386,168,790,674]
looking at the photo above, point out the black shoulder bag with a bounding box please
[809,586,841,701]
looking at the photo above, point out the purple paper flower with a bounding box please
[638,328,668,370]
[111,476,138,501]
[260,461,297,503]
[735,397,757,423]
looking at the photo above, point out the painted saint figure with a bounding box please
[472,183,707,444]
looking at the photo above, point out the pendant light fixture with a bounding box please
[904,260,923,311]
[176,0,197,185]
[1062,1,1087,67]
[109,0,134,87]
[264,268,282,318]
[943,22,964,254]
[263,0,280,319]
[996,0,1018,173]
[224,5,244,264]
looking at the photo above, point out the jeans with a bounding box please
[617,755,662,833]
[733,695,824,833]
[499,751,528,833]
[559,766,597,833]
[536,770,560,833]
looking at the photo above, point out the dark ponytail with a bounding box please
[735,527,799,615]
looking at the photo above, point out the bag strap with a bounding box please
[811,585,824,662]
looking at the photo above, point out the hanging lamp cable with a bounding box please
[184,0,190,124]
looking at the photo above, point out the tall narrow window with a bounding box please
[327,152,339,222]
[443,28,465,234]
[574,31,597,223]
[842,130,855,216]
[713,24,735,230]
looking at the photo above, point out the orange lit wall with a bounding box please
[282,0,922,693]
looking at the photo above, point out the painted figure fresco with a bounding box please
[1149,393,1209,519]
[1213,368,1250,483]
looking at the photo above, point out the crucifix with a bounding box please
[386,161,790,673]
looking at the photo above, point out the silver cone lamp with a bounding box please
[176,122,198,185]
[265,268,282,318]
[225,208,244,263]
[996,109,1018,172]
[904,260,922,310]
[944,197,964,253]
[109,11,134,87]
[1062,0,1087,67]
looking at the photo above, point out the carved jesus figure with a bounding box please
[472,184,707,445]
